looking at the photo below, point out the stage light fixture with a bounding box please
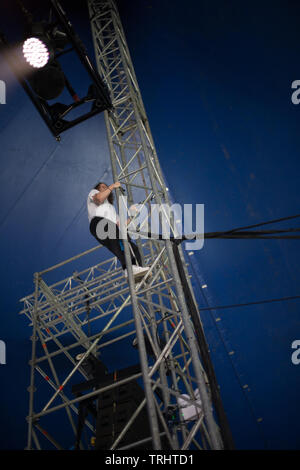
[22,36,50,68]
[0,0,112,139]
[22,22,68,99]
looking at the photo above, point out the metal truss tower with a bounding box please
[20,0,234,451]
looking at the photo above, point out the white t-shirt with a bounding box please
[87,189,118,224]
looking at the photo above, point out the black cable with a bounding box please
[130,214,300,243]
[204,228,300,240]
[209,213,300,238]
[232,228,300,234]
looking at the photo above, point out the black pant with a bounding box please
[90,217,142,270]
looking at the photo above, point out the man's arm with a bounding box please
[92,182,121,205]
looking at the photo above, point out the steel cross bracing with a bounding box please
[20,244,217,450]
[19,0,230,451]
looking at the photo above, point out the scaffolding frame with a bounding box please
[20,0,233,450]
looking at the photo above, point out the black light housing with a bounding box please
[28,60,65,100]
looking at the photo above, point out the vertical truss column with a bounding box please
[87,0,230,450]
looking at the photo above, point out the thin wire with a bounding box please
[204,228,300,240]
[197,295,300,312]
[0,143,62,230]
[54,201,86,249]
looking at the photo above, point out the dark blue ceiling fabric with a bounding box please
[0,0,299,450]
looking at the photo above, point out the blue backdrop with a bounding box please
[0,0,299,450]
